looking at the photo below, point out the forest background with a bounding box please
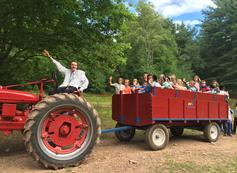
[0,0,236,95]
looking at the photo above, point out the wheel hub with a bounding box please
[59,123,71,136]
[152,129,165,146]
[41,108,89,154]
[210,125,218,139]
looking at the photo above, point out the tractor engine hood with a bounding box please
[0,89,39,103]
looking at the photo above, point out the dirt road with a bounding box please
[0,131,237,173]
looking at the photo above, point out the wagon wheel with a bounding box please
[145,124,169,150]
[114,123,135,142]
[170,127,184,137]
[23,94,101,169]
[203,122,220,142]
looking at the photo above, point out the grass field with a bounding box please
[84,93,115,129]
[83,93,237,173]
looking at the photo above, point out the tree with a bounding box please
[172,23,201,78]
[117,1,199,82]
[199,0,237,88]
[0,0,131,92]
[119,1,180,80]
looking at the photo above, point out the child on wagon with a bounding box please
[200,80,210,92]
[174,79,187,90]
[109,76,125,94]
[152,75,161,87]
[162,76,173,89]
[159,74,165,85]
[193,75,201,91]
[123,79,132,94]
[131,78,142,92]
[183,79,197,92]
[138,74,153,93]
[142,72,148,87]
[188,80,197,92]
[210,80,220,94]
[170,74,177,86]
[219,86,229,99]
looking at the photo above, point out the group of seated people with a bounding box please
[109,73,229,97]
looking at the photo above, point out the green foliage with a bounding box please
[117,1,196,81]
[173,23,201,78]
[0,0,132,92]
[199,0,237,89]
[4,0,231,92]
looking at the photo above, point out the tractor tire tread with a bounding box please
[23,93,101,169]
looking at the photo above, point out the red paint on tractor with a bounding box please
[0,79,55,135]
[2,104,17,117]
[0,89,38,103]
[41,108,89,154]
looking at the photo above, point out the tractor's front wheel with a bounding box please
[23,94,101,169]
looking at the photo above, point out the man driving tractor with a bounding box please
[43,50,89,94]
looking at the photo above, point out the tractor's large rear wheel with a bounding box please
[23,94,101,169]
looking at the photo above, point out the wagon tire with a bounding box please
[115,123,135,142]
[145,124,169,150]
[23,94,101,169]
[203,122,220,142]
[170,127,184,137]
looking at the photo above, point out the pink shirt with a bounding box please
[194,82,200,91]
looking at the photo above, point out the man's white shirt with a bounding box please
[52,58,89,92]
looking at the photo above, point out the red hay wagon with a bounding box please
[111,88,228,150]
[0,79,229,169]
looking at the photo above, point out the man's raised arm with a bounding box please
[42,50,67,74]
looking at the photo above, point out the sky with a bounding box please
[126,0,216,26]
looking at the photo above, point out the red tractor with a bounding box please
[0,79,101,169]
[0,77,229,170]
